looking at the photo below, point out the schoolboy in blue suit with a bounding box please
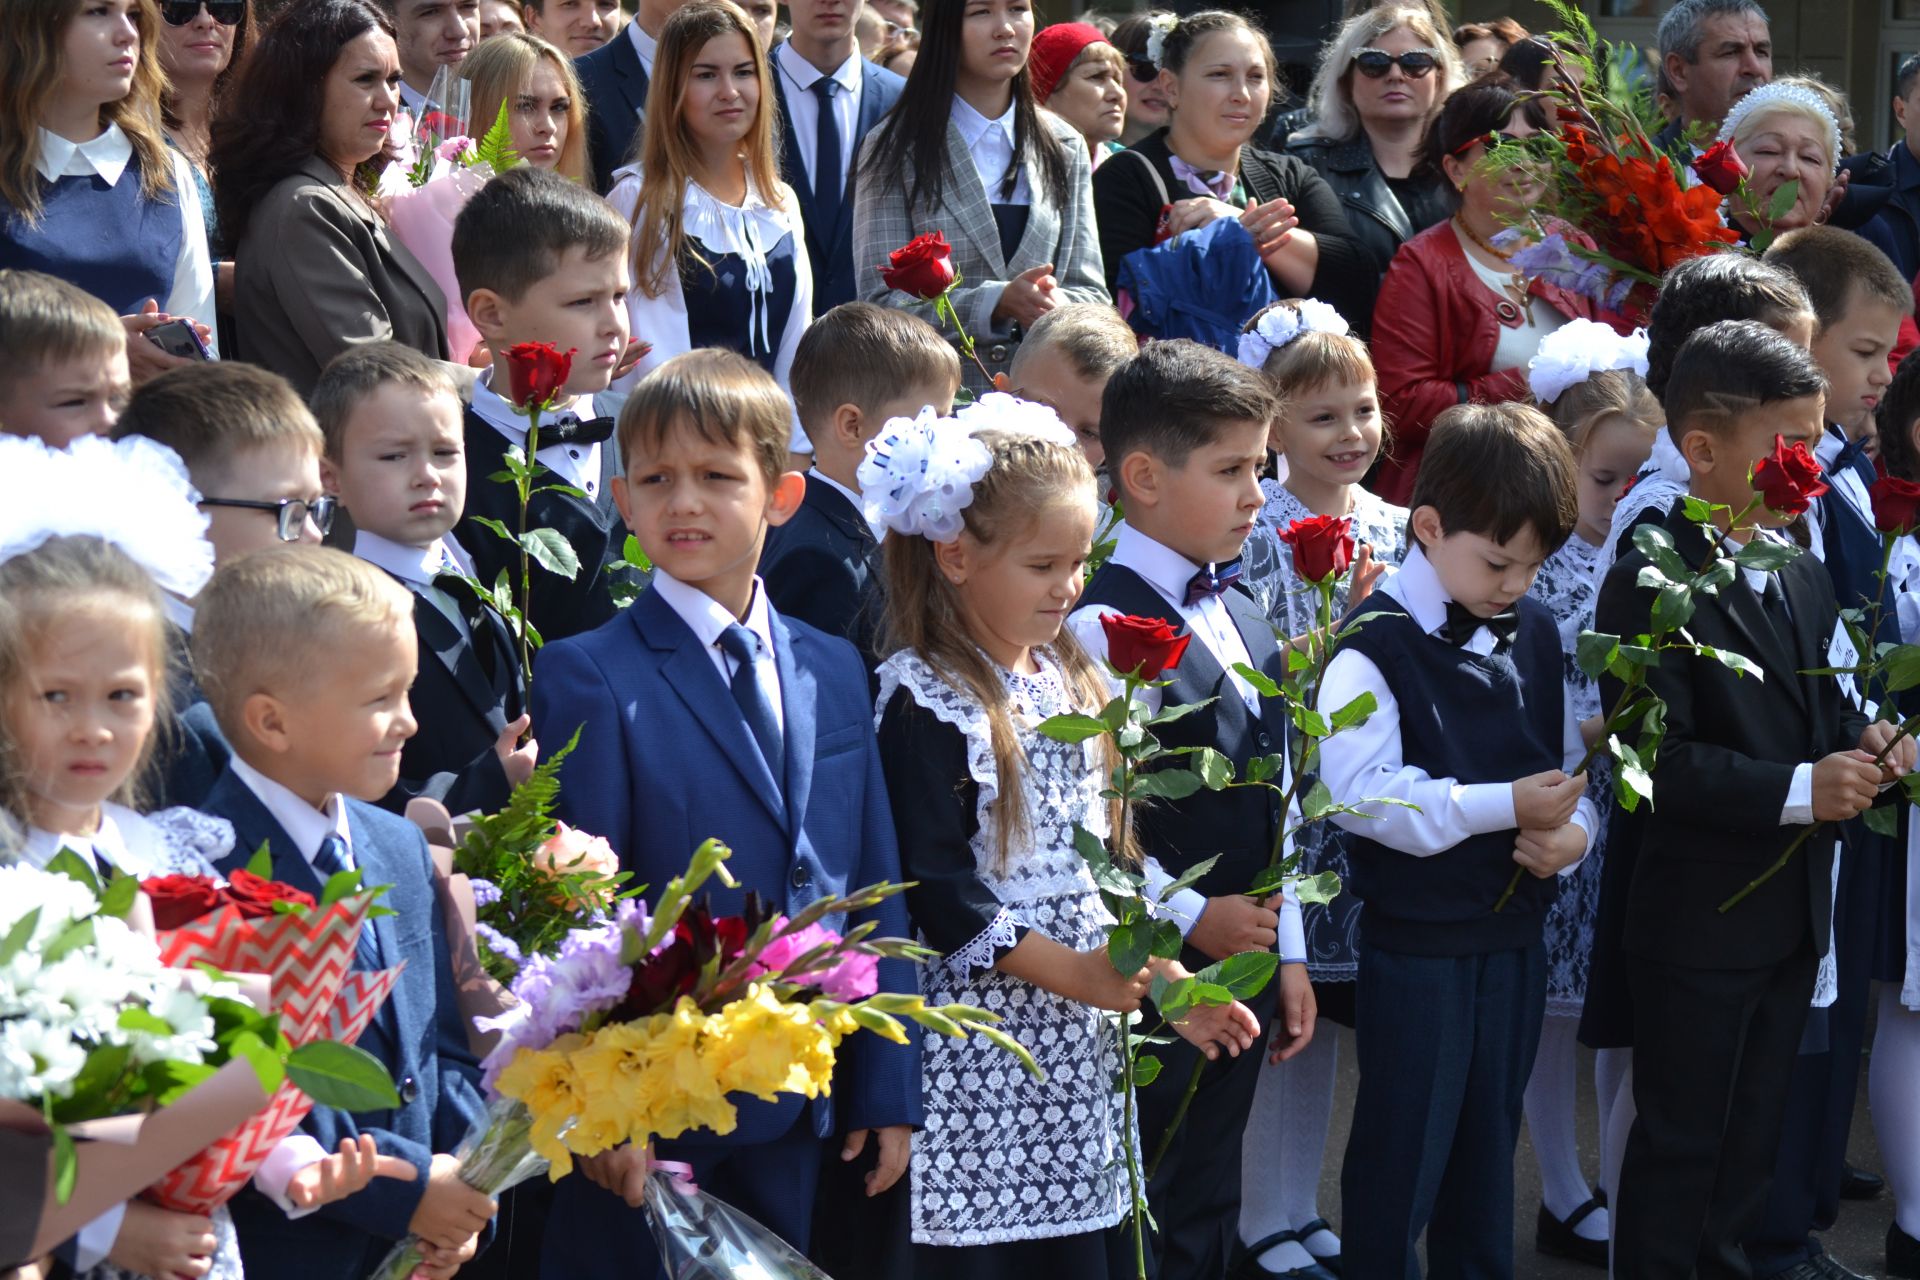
[770,0,905,310]
[190,547,495,1280]
[530,349,923,1280]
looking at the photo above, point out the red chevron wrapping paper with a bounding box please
[142,894,407,1213]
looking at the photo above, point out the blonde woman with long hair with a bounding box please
[0,0,218,379]
[459,30,589,183]
[608,0,813,398]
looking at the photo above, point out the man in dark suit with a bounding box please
[1651,0,1772,156]
[771,0,905,311]
[1597,321,1911,1279]
[577,0,690,192]
[1843,54,1920,280]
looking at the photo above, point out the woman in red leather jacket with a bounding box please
[1370,74,1597,504]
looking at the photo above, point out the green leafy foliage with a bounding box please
[473,99,520,172]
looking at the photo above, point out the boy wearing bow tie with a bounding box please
[1317,402,1596,1279]
[453,168,642,642]
[316,341,535,819]
[1068,339,1314,1280]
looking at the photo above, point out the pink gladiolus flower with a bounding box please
[755,919,880,1000]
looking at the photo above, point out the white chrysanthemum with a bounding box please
[858,406,995,541]
[127,985,220,1066]
[957,392,1079,448]
[0,1017,89,1100]
[1527,319,1651,404]
[0,434,215,597]
[1143,12,1176,68]
[0,864,100,940]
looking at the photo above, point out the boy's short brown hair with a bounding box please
[311,341,462,459]
[0,269,125,395]
[1008,304,1138,385]
[1764,225,1915,334]
[1100,339,1279,499]
[112,363,322,491]
[617,349,792,485]
[1410,402,1578,553]
[788,303,960,433]
[452,166,630,305]
[192,546,414,734]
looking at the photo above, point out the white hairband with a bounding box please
[1527,319,1651,404]
[1717,82,1841,172]
[857,394,1081,541]
[0,435,215,599]
[1237,298,1351,370]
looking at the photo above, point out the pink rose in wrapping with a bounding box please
[533,822,620,879]
[382,164,490,362]
[753,920,879,1000]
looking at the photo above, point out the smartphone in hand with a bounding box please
[146,318,212,361]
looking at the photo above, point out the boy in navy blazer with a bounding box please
[768,303,959,674]
[190,547,495,1280]
[315,342,536,818]
[770,0,905,310]
[452,168,641,644]
[531,349,922,1280]
[1067,341,1314,1280]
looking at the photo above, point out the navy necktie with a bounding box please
[1444,601,1519,653]
[315,834,383,970]
[1184,558,1244,607]
[718,623,784,789]
[811,77,843,233]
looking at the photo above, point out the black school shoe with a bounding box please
[1536,1197,1609,1267]
[1844,1163,1888,1201]
[1230,1228,1340,1280]
[1890,1222,1920,1280]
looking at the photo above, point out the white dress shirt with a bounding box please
[1067,524,1306,960]
[1317,545,1599,864]
[21,803,162,878]
[162,592,196,636]
[1804,424,1876,560]
[398,80,428,119]
[470,369,604,501]
[35,125,217,355]
[651,570,785,738]
[353,529,475,638]
[775,43,862,192]
[951,93,1030,206]
[627,19,659,92]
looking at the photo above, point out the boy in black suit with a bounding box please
[316,341,535,818]
[1598,320,1915,1278]
[766,303,958,671]
[1067,340,1314,1280]
[452,167,640,643]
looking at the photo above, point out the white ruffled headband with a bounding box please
[1142,12,1178,68]
[857,393,1079,541]
[1237,298,1351,370]
[1526,318,1650,404]
[0,435,215,599]
[1717,82,1842,171]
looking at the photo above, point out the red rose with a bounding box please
[1690,139,1750,197]
[1871,473,1920,535]
[223,869,317,919]
[1101,613,1192,681]
[141,874,225,929]
[1750,435,1831,517]
[1277,514,1356,584]
[878,232,957,300]
[504,341,576,411]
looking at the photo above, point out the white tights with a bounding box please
[1238,1030,1341,1272]
[1522,1014,1610,1242]
[1872,985,1920,1239]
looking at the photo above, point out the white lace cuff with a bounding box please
[943,907,1023,979]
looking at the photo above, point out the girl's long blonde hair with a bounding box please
[459,31,588,185]
[0,0,176,222]
[881,429,1132,869]
[0,536,174,834]
[629,0,786,298]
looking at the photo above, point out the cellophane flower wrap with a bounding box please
[143,873,402,1213]
[369,838,1040,1280]
[640,1164,836,1279]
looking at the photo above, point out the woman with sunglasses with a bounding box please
[1283,4,1460,336]
[157,0,254,318]
[1107,10,1173,148]
[0,0,220,385]
[1370,74,1601,505]
[211,0,453,397]
[1090,10,1368,324]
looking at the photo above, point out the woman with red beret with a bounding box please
[1030,22,1126,165]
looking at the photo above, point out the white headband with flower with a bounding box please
[0,434,215,598]
[857,394,1081,540]
[1717,82,1842,171]
[1527,318,1650,405]
[1237,298,1351,370]
[1143,13,1177,68]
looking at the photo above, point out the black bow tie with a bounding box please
[532,414,616,447]
[1831,433,1872,479]
[1184,558,1244,607]
[1444,600,1519,651]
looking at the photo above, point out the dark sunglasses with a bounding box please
[1351,47,1439,79]
[198,495,336,542]
[1449,129,1527,156]
[160,0,246,26]
[1125,57,1159,84]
